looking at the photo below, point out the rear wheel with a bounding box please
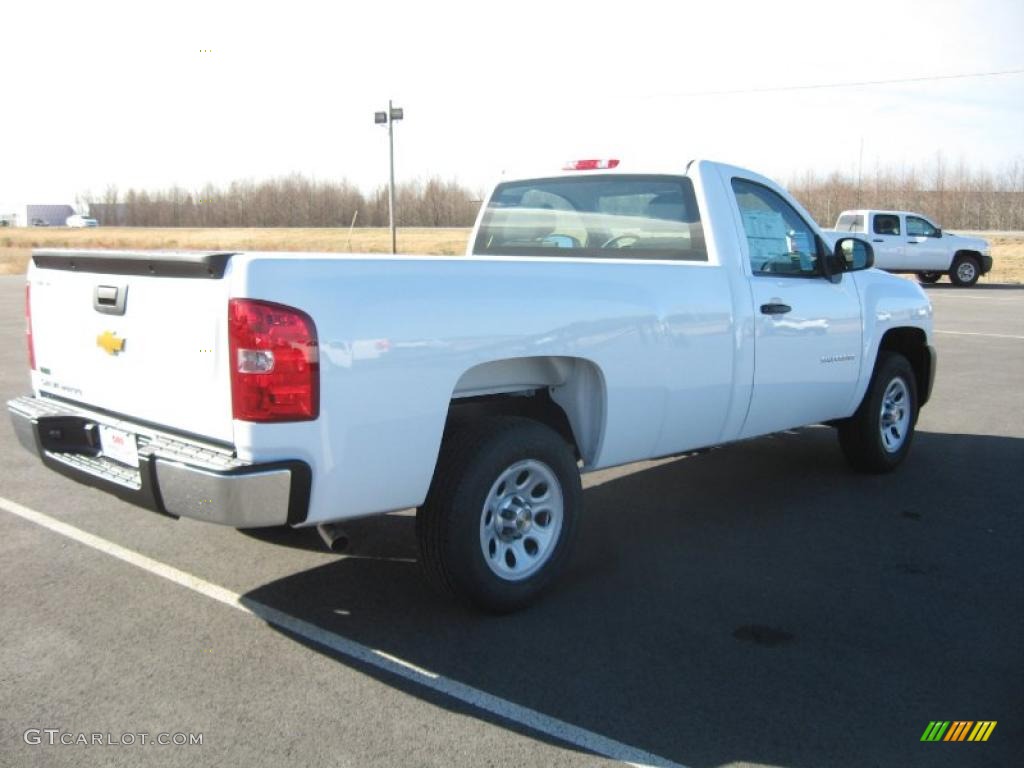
[416,416,581,613]
[949,255,980,287]
[838,352,918,473]
[917,271,942,284]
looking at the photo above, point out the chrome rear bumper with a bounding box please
[7,395,309,528]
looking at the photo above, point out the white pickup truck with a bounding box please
[828,209,992,286]
[9,160,936,612]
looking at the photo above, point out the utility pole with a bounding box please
[374,101,404,254]
[856,136,864,208]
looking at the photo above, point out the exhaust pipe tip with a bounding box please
[317,523,350,553]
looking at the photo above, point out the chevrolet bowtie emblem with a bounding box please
[97,331,125,355]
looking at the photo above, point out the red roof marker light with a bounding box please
[563,159,620,171]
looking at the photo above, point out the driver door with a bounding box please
[906,215,947,270]
[731,179,864,438]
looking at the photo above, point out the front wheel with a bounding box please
[416,416,581,613]
[838,352,918,473]
[949,255,980,287]
[917,271,942,284]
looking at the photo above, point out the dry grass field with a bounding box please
[967,233,1024,282]
[2,226,1022,282]
[0,227,472,275]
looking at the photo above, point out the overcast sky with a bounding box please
[2,0,1022,204]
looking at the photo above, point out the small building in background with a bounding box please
[0,204,77,227]
[27,204,76,227]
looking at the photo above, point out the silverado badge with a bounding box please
[97,330,125,356]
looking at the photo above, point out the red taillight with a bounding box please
[228,299,319,422]
[26,283,36,370]
[563,159,620,171]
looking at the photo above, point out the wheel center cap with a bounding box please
[882,397,903,423]
[496,495,532,539]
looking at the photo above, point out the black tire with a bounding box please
[917,271,942,284]
[416,415,581,613]
[838,352,918,473]
[949,254,980,287]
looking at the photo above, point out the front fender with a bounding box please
[848,270,934,413]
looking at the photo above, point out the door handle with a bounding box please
[907,240,918,244]
[760,303,792,315]
[872,238,883,243]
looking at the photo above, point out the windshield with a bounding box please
[473,175,706,261]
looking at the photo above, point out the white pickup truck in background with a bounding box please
[66,214,99,228]
[9,159,937,612]
[827,209,992,286]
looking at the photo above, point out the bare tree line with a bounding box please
[87,175,482,228]
[788,156,1024,230]
[85,158,1024,231]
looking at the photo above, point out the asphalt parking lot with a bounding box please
[1,274,1021,768]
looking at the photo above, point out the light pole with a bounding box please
[374,101,404,254]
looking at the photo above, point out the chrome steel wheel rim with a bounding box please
[479,459,563,581]
[879,377,911,453]
[956,261,977,282]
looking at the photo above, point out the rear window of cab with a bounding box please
[472,175,707,262]
[835,213,864,232]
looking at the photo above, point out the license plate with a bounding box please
[99,425,139,468]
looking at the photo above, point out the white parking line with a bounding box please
[927,293,1020,302]
[935,329,1024,340]
[0,495,684,768]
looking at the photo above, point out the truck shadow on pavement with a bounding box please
[241,427,1023,768]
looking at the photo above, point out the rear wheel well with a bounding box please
[878,327,931,406]
[446,356,605,466]
[445,391,580,461]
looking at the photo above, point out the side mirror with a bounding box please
[935,228,942,237]
[833,237,874,272]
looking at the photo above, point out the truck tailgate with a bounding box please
[28,250,236,444]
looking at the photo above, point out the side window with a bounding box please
[873,214,901,236]
[907,215,938,237]
[731,178,821,276]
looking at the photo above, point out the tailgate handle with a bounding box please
[94,284,127,315]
